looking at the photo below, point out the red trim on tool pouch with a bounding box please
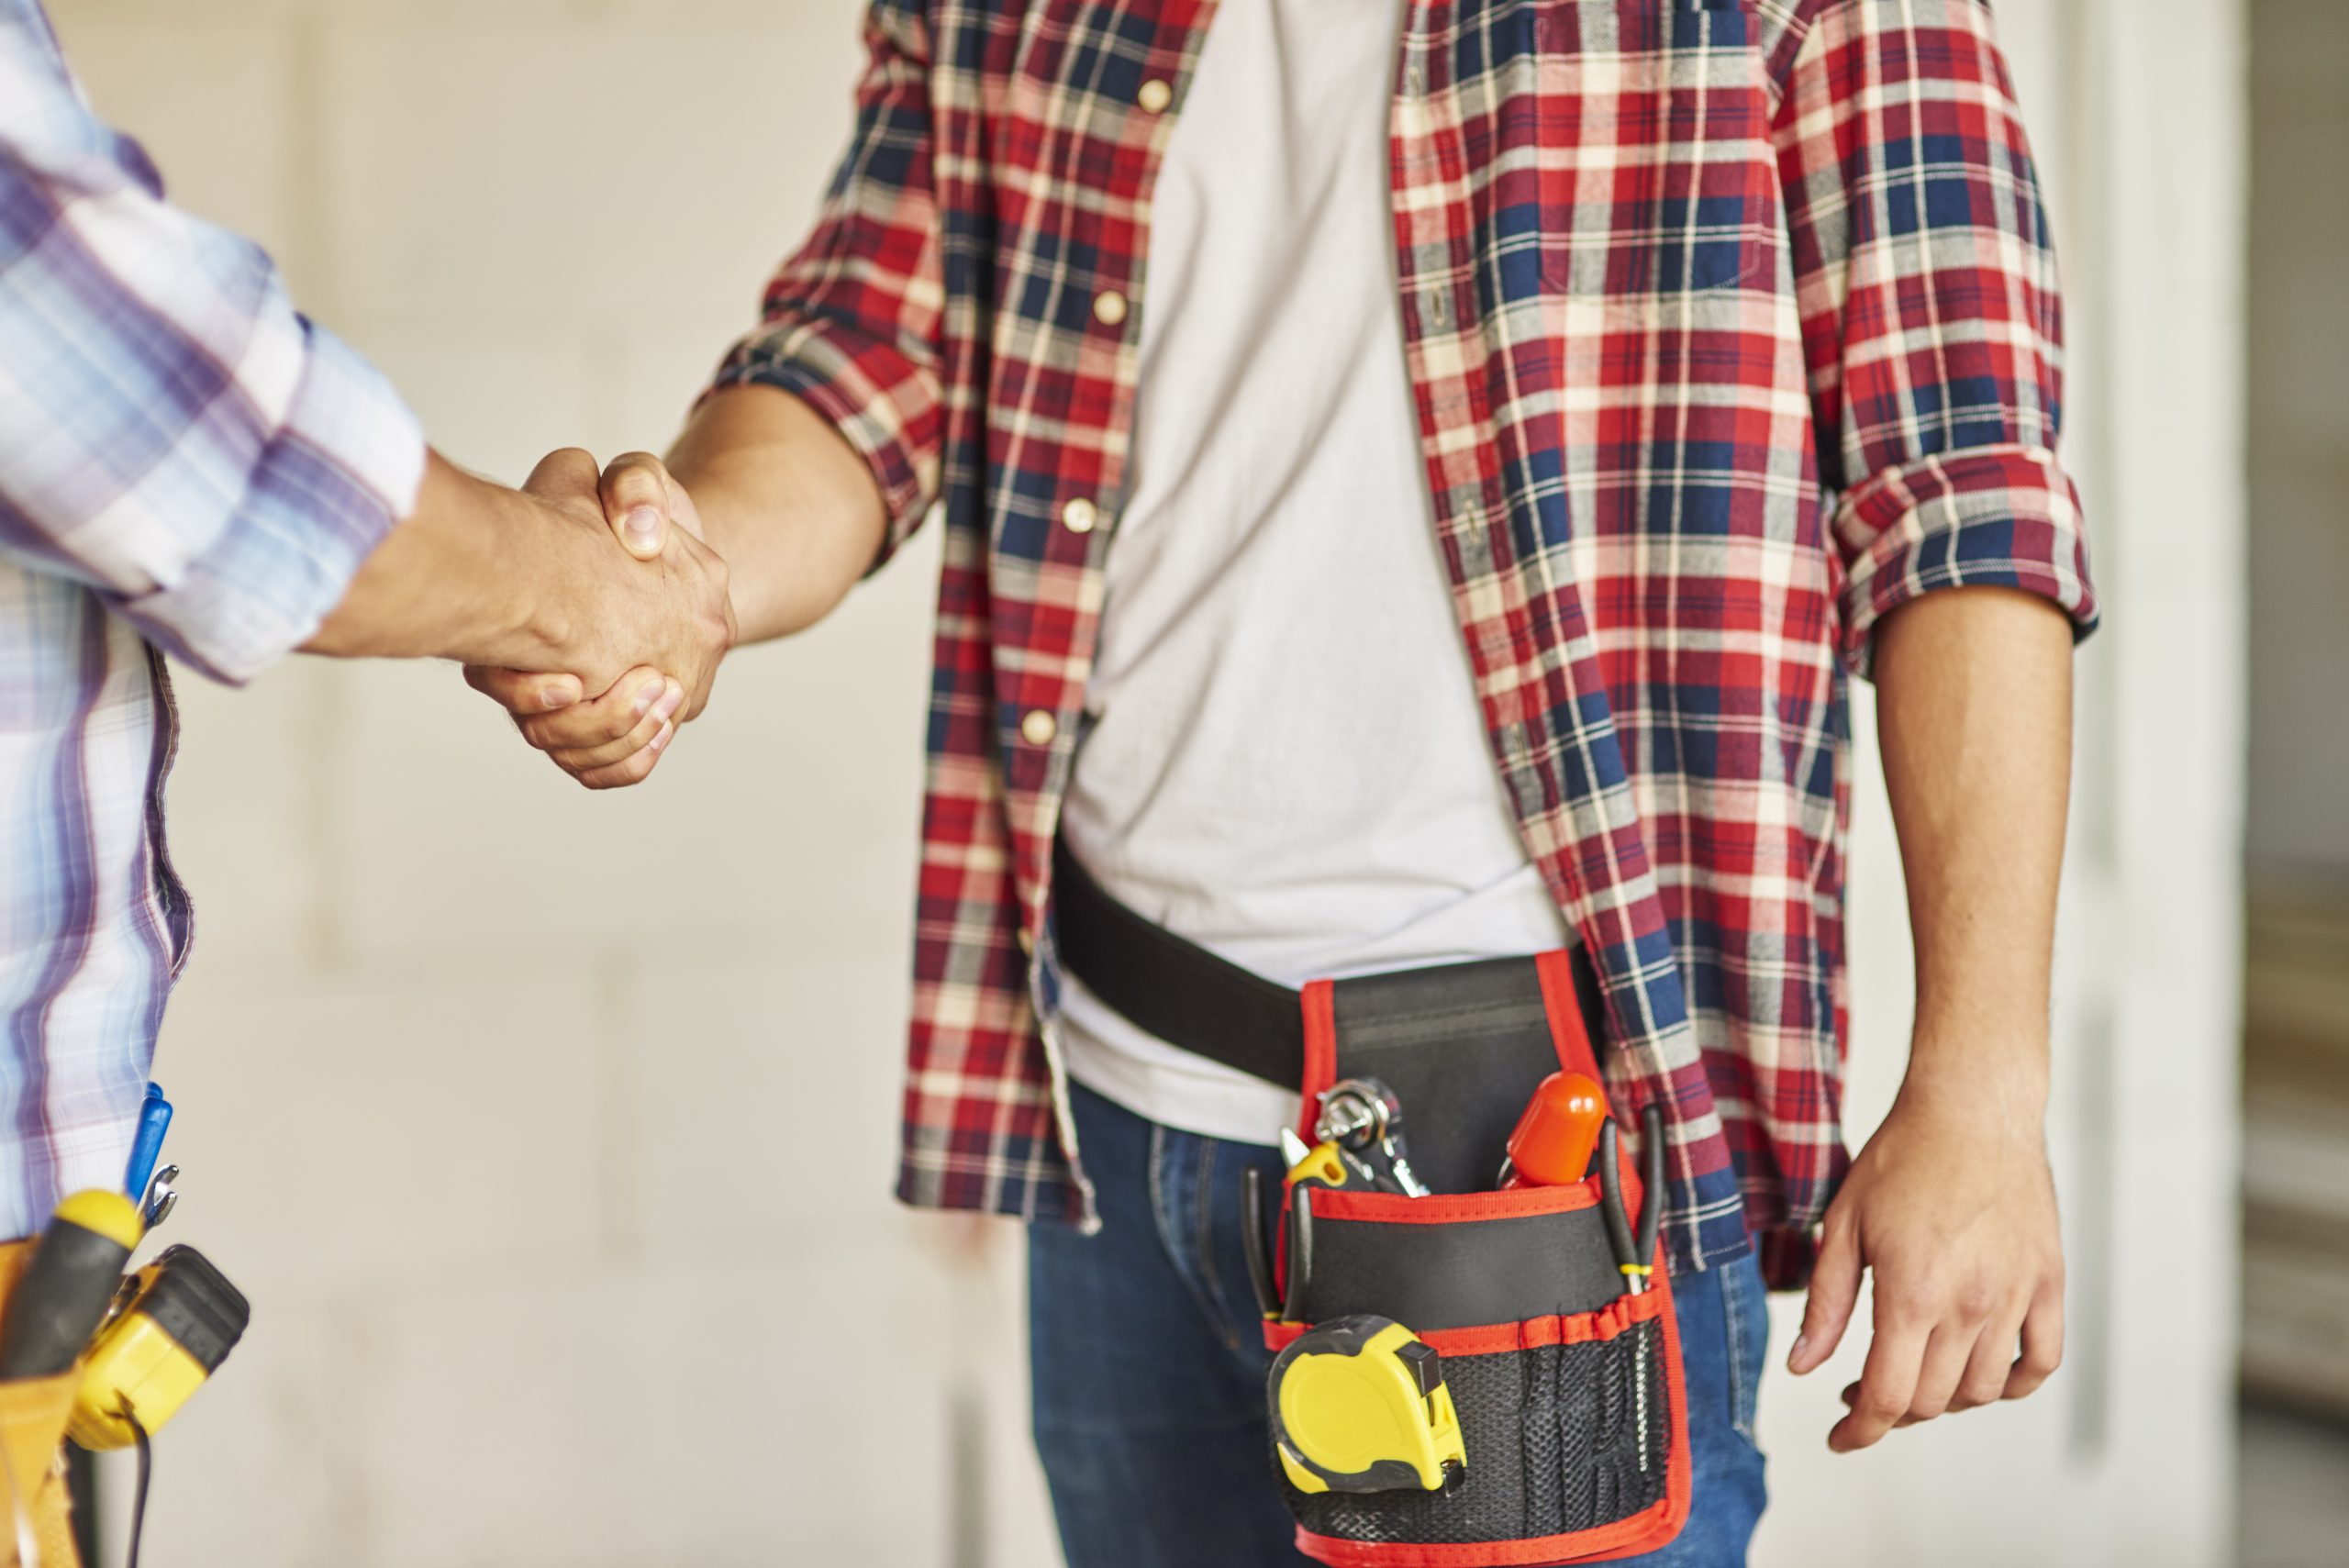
[1416,1287,1668,1358]
[1307,1180,1603,1225]
[1259,1280,1667,1359]
[1295,1157,1642,1229]
[1299,978,1339,1138]
[1532,949,1604,1084]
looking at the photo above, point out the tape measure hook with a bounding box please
[140,1165,179,1230]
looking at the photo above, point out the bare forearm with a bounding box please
[305,451,563,669]
[1873,585,2076,1109]
[662,385,889,645]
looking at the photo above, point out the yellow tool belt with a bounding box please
[0,1240,83,1568]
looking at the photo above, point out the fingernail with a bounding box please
[626,506,662,550]
[1787,1333,1809,1372]
[540,684,574,711]
[633,679,663,717]
[648,722,673,754]
[651,681,684,724]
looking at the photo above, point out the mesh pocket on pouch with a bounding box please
[1285,1319,1669,1547]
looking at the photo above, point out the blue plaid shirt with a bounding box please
[0,1,423,1236]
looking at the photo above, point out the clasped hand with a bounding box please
[469,449,725,788]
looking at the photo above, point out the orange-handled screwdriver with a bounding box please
[1497,1071,1609,1188]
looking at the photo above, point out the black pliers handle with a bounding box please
[1596,1105,1668,1292]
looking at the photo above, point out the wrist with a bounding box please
[1896,1034,2051,1131]
[392,454,559,669]
[466,472,610,675]
[495,485,576,671]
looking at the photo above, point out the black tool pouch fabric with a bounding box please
[1261,952,1693,1566]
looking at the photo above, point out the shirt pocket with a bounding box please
[1531,0,1776,301]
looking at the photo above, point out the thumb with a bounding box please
[601,451,676,561]
[1789,1214,1862,1374]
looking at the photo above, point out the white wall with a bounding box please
[40,1,2244,1564]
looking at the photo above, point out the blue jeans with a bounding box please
[1030,1082,1769,1567]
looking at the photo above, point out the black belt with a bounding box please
[1051,838,1608,1097]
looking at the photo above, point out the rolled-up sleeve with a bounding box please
[0,27,422,684]
[707,0,943,566]
[113,321,424,683]
[1769,0,2098,676]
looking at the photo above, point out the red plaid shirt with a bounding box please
[713,0,2096,1284]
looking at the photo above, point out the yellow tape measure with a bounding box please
[68,1245,249,1451]
[1268,1316,1465,1495]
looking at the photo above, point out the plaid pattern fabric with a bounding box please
[715,0,2096,1281]
[0,1,421,1237]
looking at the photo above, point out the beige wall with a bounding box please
[39,1,2246,1564]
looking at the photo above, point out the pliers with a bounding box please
[1241,1163,1319,1322]
[1597,1105,1666,1292]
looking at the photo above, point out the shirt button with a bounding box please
[1061,497,1098,534]
[1020,709,1059,746]
[1137,78,1173,114]
[1092,290,1129,327]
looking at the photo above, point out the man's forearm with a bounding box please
[662,385,890,645]
[1873,585,2076,1110]
[305,451,569,670]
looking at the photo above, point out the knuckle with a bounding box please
[1954,1282,1998,1321]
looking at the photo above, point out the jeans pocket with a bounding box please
[1717,1251,1768,1444]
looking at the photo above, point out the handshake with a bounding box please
[456,447,731,790]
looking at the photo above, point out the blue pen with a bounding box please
[124,1083,173,1199]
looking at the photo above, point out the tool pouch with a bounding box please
[1264,952,1691,1565]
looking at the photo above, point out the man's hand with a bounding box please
[512,448,732,707]
[465,452,718,789]
[1788,1071,2065,1452]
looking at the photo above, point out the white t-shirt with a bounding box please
[1055,0,1571,1145]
